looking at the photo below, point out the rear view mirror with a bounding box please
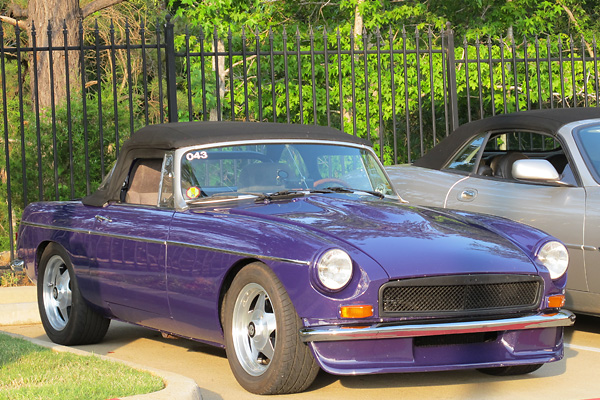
[512,159,560,182]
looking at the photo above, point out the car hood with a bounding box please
[229,194,540,279]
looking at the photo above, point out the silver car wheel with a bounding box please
[231,282,277,377]
[42,254,72,331]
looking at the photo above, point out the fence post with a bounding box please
[444,23,459,131]
[164,15,178,123]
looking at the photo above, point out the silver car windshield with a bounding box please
[180,143,394,201]
[576,123,600,180]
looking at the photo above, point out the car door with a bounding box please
[583,187,600,293]
[90,157,173,328]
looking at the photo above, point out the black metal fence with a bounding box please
[1,16,600,257]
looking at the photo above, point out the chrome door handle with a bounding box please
[95,215,113,223]
[459,189,477,202]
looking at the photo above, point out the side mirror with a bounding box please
[512,159,560,182]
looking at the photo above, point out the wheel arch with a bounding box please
[35,241,57,277]
[218,257,265,330]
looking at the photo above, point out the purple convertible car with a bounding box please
[12,122,574,394]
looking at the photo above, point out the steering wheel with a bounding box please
[313,178,348,189]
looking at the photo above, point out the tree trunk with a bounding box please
[0,0,127,110]
[210,38,226,121]
[353,0,364,39]
[27,0,82,111]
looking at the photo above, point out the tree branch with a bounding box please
[558,0,593,57]
[81,0,127,20]
[0,15,28,30]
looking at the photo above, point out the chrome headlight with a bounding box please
[537,241,569,279]
[316,249,353,291]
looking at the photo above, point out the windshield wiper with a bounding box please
[188,192,261,204]
[255,190,308,203]
[255,187,386,203]
[319,186,385,199]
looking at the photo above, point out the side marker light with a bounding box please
[547,295,565,309]
[340,305,374,319]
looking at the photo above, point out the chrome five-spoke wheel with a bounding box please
[42,255,72,331]
[223,262,319,394]
[37,244,110,345]
[231,283,277,376]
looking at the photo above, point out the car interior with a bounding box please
[122,158,163,205]
[474,132,576,185]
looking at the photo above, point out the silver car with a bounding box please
[386,108,600,315]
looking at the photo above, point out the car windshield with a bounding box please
[575,123,600,180]
[180,143,394,201]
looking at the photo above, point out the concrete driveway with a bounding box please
[3,314,600,400]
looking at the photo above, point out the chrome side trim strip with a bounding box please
[167,240,310,265]
[299,309,576,342]
[22,221,166,245]
[22,221,90,235]
[21,221,309,266]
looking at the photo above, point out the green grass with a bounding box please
[0,333,164,400]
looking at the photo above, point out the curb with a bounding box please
[0,287,202,400]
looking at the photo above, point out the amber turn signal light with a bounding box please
[547,295,565,309]
[340,305,374,319]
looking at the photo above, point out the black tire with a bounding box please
[478,364,543,376]
[223,262,319,394]
[38,243,110,345]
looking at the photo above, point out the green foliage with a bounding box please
[0,270,18,287]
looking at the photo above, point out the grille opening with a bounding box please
[380,275,542,317]
[414,332,498,347]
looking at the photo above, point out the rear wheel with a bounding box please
[223,262,319,394]
[38,244,110,345]
[478,364,543,376]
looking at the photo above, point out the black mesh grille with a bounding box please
[380,275,542,317]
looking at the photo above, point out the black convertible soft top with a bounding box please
[122,121,369,150]
[83,121,370,207]
[414,107,600,170]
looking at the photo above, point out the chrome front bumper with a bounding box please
[9,258,24,272]
[299,309,576,342]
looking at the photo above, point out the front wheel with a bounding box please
[38,243,110,345]
[223,262,319,394]
[478,364,543,376]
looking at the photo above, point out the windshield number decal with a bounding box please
[186,151,208,161]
